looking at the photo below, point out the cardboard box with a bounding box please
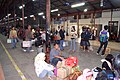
[57,67,69,78]
[66,66,72,75]
[56,61,62,68]
[56,77,69,80]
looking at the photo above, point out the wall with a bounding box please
[52,10,120,36]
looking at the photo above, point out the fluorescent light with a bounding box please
[71,2,85,8]
[100,0,103,7]
[84,9,88,12]
[30,15,34,17]
[38,12,44,15]
[19,4,25,9]
[58,14,60,16]
[24,17,27,19]
[15,14,17,17]
[51,9,58,12]
[8,14,11,16]
[20,18,22,20]
[42,16,45,19]
[32,0,35,1]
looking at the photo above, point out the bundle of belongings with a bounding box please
[55,56,82,80]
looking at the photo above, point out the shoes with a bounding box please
[101,55,105,57]
[30,49,34,52]
[23,49,27,52]
[96,53,99,55]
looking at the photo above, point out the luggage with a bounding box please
[96,69,115,80]
[57,67,69,78]
[63,41,68,47]
[22,41,31,47]
[35,39,43,47]
[65,57,78,68]
[7,39,12,43]
[99,31,108,42]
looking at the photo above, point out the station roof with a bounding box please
[0,0,120,22]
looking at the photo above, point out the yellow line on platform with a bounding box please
[0,41,27,80]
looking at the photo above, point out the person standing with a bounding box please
[59,26,65,51]
[96,25,109,56]
[23,25,34,52]
[84,28,92,52]
[9,26,18,49]
[70,26,77,52]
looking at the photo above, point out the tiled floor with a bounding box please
[0,34,120,80]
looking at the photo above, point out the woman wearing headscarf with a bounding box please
[77,68,94,80]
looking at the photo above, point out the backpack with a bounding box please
[35,37,43,47]
[96,69,115,80]
[99,31,108,42]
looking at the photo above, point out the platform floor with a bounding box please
[0,34,120,80]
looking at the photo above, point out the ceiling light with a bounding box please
[15,14,17,17]
[38,12,44,15]
[24,17,27,19]
[51,9,58,12]
[42,16,45,19]
[20,18,22,20]
[30,15,34,17]
[71,2,85,8]
[100,0,103,7]
[58,14,60,16]
[84,9,88,12]
[8,14,11,16]
[19,4,25,9]
[32,0,35,1]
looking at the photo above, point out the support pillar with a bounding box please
[66,16,69,36]
[46,0,51,53]
[77,14,80,37]
[22,0,24,29]
[14,0,16,27]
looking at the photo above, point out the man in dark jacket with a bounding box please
[59,26,65,50]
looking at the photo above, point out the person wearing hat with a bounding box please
[77,68,94,80]
[34,52,54,80]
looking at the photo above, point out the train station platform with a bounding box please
[0,34,120,80]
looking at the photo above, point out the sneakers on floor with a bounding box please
[30,49,34,52]
[23,49,27,52]
[101,55,105,57]
[96,53,99,55]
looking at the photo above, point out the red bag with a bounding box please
[65,57,78,67]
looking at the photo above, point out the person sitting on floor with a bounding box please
[77,68,94,80]
[101,54,114,70]
[113,54,120,79]
[50,43,65,67]
[34,52,54,80]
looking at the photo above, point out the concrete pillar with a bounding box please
[77,14,80,37]
[46,0,50,31]
[22,0,24,28]
[46,0,51,53]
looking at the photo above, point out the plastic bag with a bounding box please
[65,57,78,67]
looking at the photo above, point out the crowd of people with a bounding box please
[1,24,120,80]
